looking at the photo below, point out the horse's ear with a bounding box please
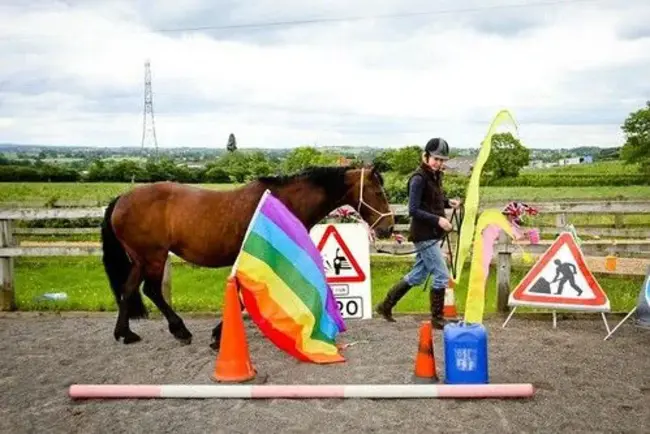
[368,164,385,186]
[370,159,391,173]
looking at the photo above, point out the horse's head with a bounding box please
[346,165,395,239]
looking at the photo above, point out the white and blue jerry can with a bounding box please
[443,322,489,384]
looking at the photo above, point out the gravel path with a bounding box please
[1,313,648,433]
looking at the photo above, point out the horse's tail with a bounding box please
[101,196,147,319]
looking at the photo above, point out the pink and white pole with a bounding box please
[69,383,534,399]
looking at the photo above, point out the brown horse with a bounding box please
[100,165,394,349]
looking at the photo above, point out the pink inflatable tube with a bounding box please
[69,384,534,399]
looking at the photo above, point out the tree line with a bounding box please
[0,147,347,183]
[1,101,648,199]
[0,134,534,203]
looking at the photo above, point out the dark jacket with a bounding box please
[407,162,451,242]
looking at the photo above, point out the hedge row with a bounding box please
[486,173,650,187]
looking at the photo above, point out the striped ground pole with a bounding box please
[69,384,534,399]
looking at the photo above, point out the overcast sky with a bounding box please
[1,0,649,150]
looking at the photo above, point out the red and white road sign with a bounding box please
[316,224,366,284]
[310,223,372,320]
[508,232,610,312]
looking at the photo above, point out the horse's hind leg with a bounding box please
[114,264,144,344]
[142,259,192,345]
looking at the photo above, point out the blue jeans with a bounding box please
[404,239,449,292]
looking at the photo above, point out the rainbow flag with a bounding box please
[232,189,346,364]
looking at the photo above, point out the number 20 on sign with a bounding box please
[336,296,363,319]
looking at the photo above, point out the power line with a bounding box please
[0,0,609,42]
[156,0,606,33]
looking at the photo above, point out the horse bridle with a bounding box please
[356,167,394,231]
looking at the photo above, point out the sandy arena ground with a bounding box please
[0,313,648,433]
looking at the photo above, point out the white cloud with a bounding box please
[0,0,649,150]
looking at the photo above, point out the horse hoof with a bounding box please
[176,335,192,345]
[169,322,192,345]
[171,327,192,345]
[114,329,141,344]
[123,332,142,344]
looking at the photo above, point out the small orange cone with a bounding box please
[413,320,439,383]
[443,278,459,319]
[604,254,617,272]
[211,276,257,383]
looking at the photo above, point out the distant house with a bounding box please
[525,160,560,169]
[527,159,545,169]
[558,155,593,166]
[443,156,474,176]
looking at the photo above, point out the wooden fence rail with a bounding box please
[5,200,650,240]
[372,238,650,258]
[11,225,650,240]
[1,200,650,312]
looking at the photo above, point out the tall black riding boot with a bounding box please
[375,279,412,322]
[429,289,447,330]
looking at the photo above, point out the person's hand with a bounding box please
[438,217,453,232]
[449,199,461,209]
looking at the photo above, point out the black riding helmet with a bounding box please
[424,138,450,160]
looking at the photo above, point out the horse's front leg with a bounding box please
[210,322,223,351]
[210,296,246,351]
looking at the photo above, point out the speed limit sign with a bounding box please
[310,223,372,320]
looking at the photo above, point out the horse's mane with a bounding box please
[257,165,381,198]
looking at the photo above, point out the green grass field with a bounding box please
[0,182,237,206]
[481,185,650,202]
[1,182,650,207]
[14,256,643,314]
[521,160,639,175]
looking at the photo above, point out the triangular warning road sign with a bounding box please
[509,232,610,312]
[317,225,366,283]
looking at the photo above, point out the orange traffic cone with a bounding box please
[211,276,258,383]
[413,320,439,383]
[444,278,459,320]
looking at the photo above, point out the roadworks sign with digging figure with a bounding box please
[502,232,611,334]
